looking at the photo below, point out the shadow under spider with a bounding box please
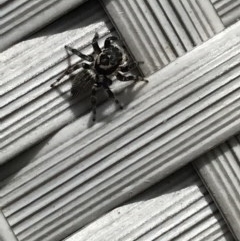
[86,81,147,127]
[53,77,147,128]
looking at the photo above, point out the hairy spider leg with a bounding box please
[98,75,123,109]
[103,86,123,110]
[51,63,80,87]
[92,33,101,54]
[104,36,118,48]
[117,72,148,83]
[51,62,92,87]
[65,45,94,62]
[91,84,98,122]
[82,63,92,69]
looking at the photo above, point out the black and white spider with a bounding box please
[51,33,147,121]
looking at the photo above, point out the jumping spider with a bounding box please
[51,33,147,121]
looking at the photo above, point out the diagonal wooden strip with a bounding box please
[0,0,88,52]
[1,21,240,241]
[100,0,224,76]
[211,0,240,27]
[65,166,234,241]
[1,0,224,164]
[1,0,113,164]
[0,210,18,241]
[193,135,240,241]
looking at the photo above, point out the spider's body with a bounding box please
[70,69,95,96]
[94,46,124,75]
[51,33,147,121]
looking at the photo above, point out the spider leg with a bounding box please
[99,75,123,109]
[82,63,92,69]
[91,83,98,122]
[117,72,148,83]
[51,63,81,87]
[65,45,94,62]
[92,33,101,54]
[120,61,144,72]
[104,36,118,48]
[51,62,92,87]
[51,67,71,87]
[105,87,123,109]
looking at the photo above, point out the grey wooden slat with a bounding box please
[193,135,240,241]
[0,0,224,163]
[1,0,112,164]
[0,210,18,241]
[0,0,87,52]
[1,0,225,164]
[64,166,234,241]
[1,21,240,241]
[100,0,224,76]
[211,0,240,26]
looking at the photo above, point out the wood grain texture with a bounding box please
[0,0,88,52]
[100,0,224,76]
[1,21,240,241]
[211,0,240,26]
[0,210,18,241]
[1,1,112,163]
[65,166,234,241]
[194,134,240,240]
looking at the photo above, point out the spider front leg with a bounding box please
[104,36,118,48]
[51,67,71,88]
[65,45,94,62]
[51,62,92,87]
[117,72,148,83]
[92,33,101,54]
[91,83,98,122]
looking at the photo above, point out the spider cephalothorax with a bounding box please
[95,46,123,75]
[51,33,147,121]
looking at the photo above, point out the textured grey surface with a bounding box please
[194,135,240,241]
[65,166,234,241]
[100,0,224,76]
[1,1,112,163]
[0,210,18,241]
[212,0,240,27]
[0,0,87,52]
[0,0,226,164]
[1,22,240,241]
[1,1,240,241]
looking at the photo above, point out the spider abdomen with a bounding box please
[71,69,95,96]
